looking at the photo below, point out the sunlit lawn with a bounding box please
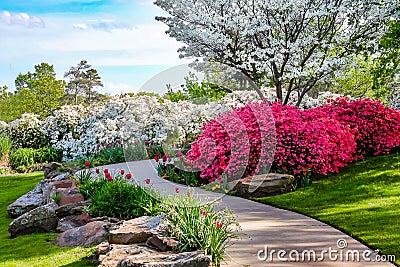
[0,172,96,267]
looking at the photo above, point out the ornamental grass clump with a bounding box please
[159,194,240,266]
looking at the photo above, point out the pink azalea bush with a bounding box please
[187,99,400,183]
[272,104,357,175]
[187,102,275,182]
[318,97,400,157]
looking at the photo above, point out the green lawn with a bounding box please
[0,172,96,267]
[255,153,400,266]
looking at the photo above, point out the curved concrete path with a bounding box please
[97,160,395,267]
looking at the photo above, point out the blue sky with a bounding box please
[0,0,191,95]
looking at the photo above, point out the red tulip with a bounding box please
[175,188,180,193]
[145,178,151,184]
[145,140,149,145]
[126,173,132,179]
[154,155,159,162]
[120,169,125,175]
[85,161,90,168]
[186,191,191,197]
[95,168,100,174]
[213,221,222,227]
[104,169,108,174]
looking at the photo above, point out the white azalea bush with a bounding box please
[7,113,47,149]
[4,90,344,160]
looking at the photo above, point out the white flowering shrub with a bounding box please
[7,113,47,149]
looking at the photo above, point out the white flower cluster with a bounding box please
[5,90,342,160]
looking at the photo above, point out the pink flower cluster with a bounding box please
[187,102,275,182]
[318,97,400,157]
[187,98,400,182]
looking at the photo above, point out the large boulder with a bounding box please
[233,173,294,198]
[109,215,165,245]
[7,179,52,218]
[97,243,210,267]
[56,221,108,247]
[8,202,59,237]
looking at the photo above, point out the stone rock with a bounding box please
[56,213,93,232]
[55,200,92,217]
[50,179,76,189]
[56,221,108,247]
[58,192,84,206]
[43,162,62,178]
[233,173,294,198]
[97,243,210,267]
[7,179,52,218]
[8,202,59,237]
[109,215,165,245]
[51,173,71,181]
[147,235,179,252]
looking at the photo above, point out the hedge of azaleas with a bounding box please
[187,98,400,183]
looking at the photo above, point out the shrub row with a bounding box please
[187,98,400,182]
[9,146,62,172]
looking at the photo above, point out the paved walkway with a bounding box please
[98,160,395,267]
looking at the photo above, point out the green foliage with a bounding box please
[160,194,240,266]
[14,62,65,119]
[0,135,12,158]
[164,73,230,103]
[9,148,36,172]
[256,153,400,265]
[371,20,400,95]
[0,172,96,266]
[9,146,61,172]
[51,193,61,204]
[80,174,160,219]
[83,143,125,166]
[157,162,202,187]
[35,146,62,163]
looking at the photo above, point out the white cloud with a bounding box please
[39,23,190,66]
[0,11,45,28]
[102,82,137,95]
[72,19,133,32]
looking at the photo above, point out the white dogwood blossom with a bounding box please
[154,0,399,105]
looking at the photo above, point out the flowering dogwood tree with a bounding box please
[155,0,399,105]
